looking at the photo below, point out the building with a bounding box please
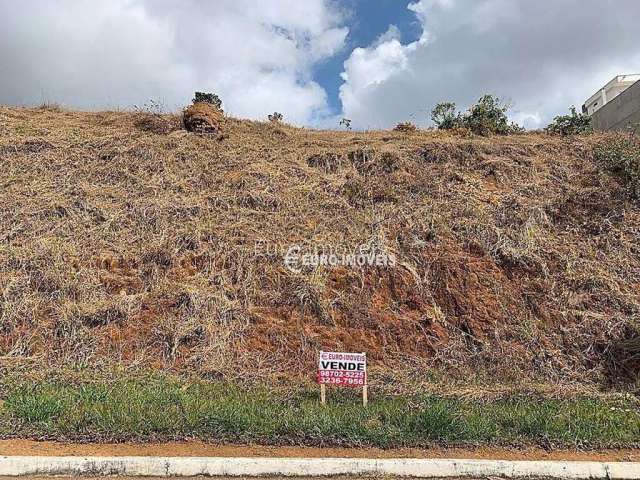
[583,74,640,132]
[583,74,640,115]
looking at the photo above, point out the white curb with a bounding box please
[0,456,639,478]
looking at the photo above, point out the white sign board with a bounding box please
[316,351,367,387]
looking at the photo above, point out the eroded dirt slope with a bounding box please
[1,106,638,388]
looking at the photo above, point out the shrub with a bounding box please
[394,122,417,133]
[431,102,460,130]
[465,95,522,136]
[545,106,592,136]
[593,133,640,199]
[431,95,523,136]
[268,112,283,123]
[192,92,222,111]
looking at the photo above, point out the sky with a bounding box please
[1,0,640,130]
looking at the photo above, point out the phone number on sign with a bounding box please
[318,370,365,378]
[317,376,365,386]
[317,370,366,386]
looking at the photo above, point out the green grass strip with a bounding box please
[2,378,639,448]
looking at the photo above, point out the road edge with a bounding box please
[0,456,640,478]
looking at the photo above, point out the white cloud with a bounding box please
[339,25,427,128]
[0,0,348,125]
[339,0,640,130]
[3,1,640,130]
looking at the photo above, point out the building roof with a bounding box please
[584,74,640,108]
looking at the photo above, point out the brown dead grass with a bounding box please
[0,105,639,390]
[183,102,223,135]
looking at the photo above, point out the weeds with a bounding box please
[593,133,640,198]
[132,100,179,134]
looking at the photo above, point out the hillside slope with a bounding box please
[1,106,638,388]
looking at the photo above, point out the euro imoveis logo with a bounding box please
[283,244,396,273]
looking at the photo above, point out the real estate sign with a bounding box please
[316,351,366,387]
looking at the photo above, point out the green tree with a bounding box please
[431,102,460,130]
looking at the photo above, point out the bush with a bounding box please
[593,133,640,199]
[192,92,222,111]
[431,95,523,136]
[431,102,460,130]
[268,112,283,123]
[545,106,592,136]
[394,122,417,133]
[466,95,523,136]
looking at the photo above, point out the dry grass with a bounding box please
[1,106,639,391]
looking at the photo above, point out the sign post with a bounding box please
[316,351,367,406]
